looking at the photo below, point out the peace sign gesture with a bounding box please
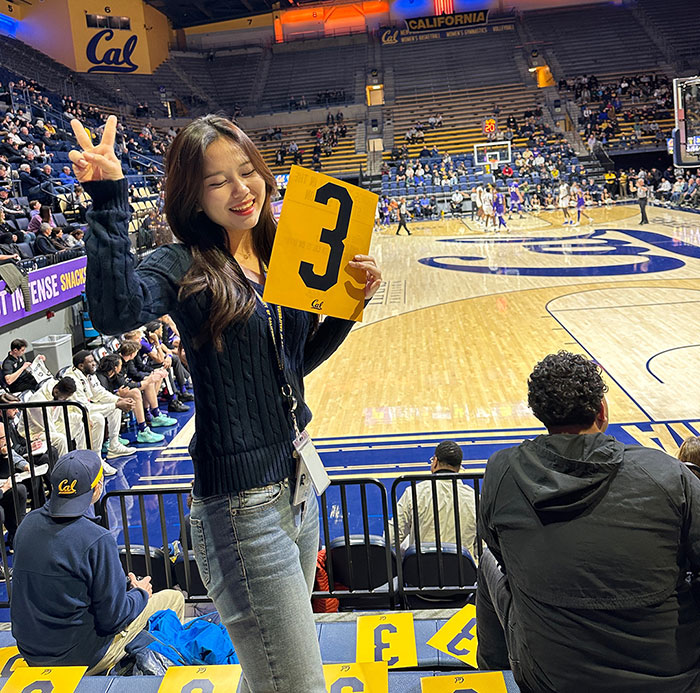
[68,115,123,183]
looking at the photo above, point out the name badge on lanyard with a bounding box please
[293,430,330,505]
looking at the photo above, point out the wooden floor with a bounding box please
[304,203,700,438]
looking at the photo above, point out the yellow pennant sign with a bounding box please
[426,603,479,668]
[157,664,243,691]
[263,165,378,322]
[0,647,27,677]
[356,612,418,669]
[420,671,508,692]
[324,662,388,692]
[2,665,87,692]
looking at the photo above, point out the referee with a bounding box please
[637,177,649,225]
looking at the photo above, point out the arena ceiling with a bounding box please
[145,0,280,28]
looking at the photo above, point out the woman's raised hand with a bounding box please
[69,115,123,183]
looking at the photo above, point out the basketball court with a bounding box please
[135,203,700,492]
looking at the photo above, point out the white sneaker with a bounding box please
[106,442,135,459]
[102,460,118,476]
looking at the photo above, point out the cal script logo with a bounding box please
[311,299,324,310]
[381,29,400,45]
[86,29,138,73]
[58,479,78,495]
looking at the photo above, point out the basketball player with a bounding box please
[508,181,525,219]
[558,181,572,225]
[494,187,509,232]
[482,185,495,230]
[475,184,485,227]
[571,183,592,226]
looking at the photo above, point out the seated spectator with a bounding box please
[679,436,700,479]
[95,354,164,444]
[49,227,69,251]
[142,321,192,405]
[0,423,28,554]
[67,351,136,470]
[0,189,25,219]
[11,449,185,673]
[63,228,84,248]
[0,392,55,509]
[27,204,55,235]
[1,339,42,393]
[33,222,55,256]
[477,351,700,692]
[117,341,175,428]
[392,441,477,556]
[27,376,85,456]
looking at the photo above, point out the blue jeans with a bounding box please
[190,479,325,692]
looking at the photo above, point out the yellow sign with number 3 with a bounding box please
[263,165,378,322]
[426,603,479,668]
[157,664,242,691]
[356,612,418,669]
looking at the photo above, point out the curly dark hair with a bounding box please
[527,351,608,429]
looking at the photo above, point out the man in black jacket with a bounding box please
[477,351,700,693]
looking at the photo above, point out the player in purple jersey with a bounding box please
[571,182,592,226]
[494,187,509,232]
[508,182,524,219]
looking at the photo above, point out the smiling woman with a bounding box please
[68,113,381,691]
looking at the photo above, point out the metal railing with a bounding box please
[101,473,485,611]
[0,399,92,606]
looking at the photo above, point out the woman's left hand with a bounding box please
[349,254,382,299]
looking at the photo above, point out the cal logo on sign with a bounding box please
[3,665,87,692]
[158,664,243,691]
[263,166,377,322]
[86,29,138,73]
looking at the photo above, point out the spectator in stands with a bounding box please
[27,204,54,235]
[95,354,165,444]
[11,449,185,673]
[67,351,135,470]
[71,112,382,692]
[33,222,55,256]
[117,342,175,429]
[679,437,700,480]
[0,392,55,507]
[477,351,700,693]
[63,228,84,248]
[450,190,464,216]
[27,376,85,457]
[392,440,477,556]
[0,190,23,219]
[1,340,42,393]
[49,227,69,251]
[141,321,192,404]
[0,422,29,551]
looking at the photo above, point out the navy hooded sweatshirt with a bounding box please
[11,506,148,668]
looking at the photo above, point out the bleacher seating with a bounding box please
[636,0,700,72]
[260,37,367,112]
[384,25,522,98]
[522,3,666,76]
[251,121,365,178]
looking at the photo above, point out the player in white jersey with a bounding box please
[558,182,573,225]
[475,185,485,226]
[481,186,494,229]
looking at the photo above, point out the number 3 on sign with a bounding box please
[263,166,378,322]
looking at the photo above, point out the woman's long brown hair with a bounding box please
[164,115,277,350]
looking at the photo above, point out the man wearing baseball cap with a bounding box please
[10,450,184,674]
